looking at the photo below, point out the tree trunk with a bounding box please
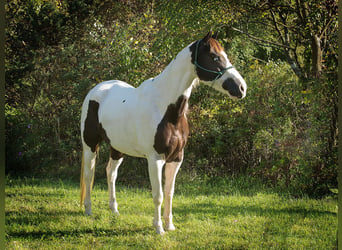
[311,34,322,78]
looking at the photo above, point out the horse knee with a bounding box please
[84,171,94,184]
[153,192,163,206]
[164,188,174,198]
[106,161,112,175]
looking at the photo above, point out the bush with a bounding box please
[5,0,337,197]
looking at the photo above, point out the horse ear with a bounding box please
[212,31,219,39]
[203,30,212,43]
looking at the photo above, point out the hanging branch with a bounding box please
[229,26,293,50]
[228,25,303,78]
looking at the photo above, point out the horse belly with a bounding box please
[99,96,156,158]
[105,124,150,158]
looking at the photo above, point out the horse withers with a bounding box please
[80,31,247,234]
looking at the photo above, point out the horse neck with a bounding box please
[152,46,196,106]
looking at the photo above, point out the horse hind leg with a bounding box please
[106,147,124,214]
[80,145,97,215]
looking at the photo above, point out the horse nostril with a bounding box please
[240,85,245,93]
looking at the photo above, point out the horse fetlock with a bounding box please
[156,226,165,235]
[109,201,119,214]
[85,207,92,215]
[164,222,176,231]
[153,218,164,231]
[84,201,92,215]
[153,219,165,235]
[164,216,175,231]
[110,207,119,215]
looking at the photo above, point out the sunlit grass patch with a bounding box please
[5,177,337,249]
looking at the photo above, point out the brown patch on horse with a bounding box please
[83,100,101,152]
[154,95,189,162]
[110,147,124,160]
[83,100,123,159]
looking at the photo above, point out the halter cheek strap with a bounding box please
[194,39,234,81]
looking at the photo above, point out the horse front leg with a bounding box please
[163,160,182,231]
[147,155,166,234]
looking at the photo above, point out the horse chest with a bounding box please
[153,95,189,162]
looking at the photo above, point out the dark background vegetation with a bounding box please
[5,0,338,197]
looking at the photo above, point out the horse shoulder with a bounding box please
[153,95,189,162]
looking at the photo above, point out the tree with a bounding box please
[226,0,338,195]
[229,0,338,80]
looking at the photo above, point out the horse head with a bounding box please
[191,31,247,100]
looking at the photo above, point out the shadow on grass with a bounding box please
[6,209,82,225]
[6,207,154,240]
[8,226,153,240]
[174,200,337,220]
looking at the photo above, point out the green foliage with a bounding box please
[186,54,337,196]
[5,177,337,248]
[5,0,337,197]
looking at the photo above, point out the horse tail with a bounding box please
[80,150,86,208]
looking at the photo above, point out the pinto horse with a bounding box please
[80,31,247,234]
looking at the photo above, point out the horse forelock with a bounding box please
[208,38,224,53]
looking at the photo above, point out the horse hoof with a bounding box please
[165,223,176,231]
[156,226,165,235]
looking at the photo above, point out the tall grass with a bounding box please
[5,176,337,249]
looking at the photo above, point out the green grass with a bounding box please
[5,176,337,249]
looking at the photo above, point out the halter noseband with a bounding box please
[194,39,234,81]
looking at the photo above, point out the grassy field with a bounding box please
[5,176,337,249]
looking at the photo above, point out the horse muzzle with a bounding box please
[222,77,246,99]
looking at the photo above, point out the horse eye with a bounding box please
[213,57,219,62]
